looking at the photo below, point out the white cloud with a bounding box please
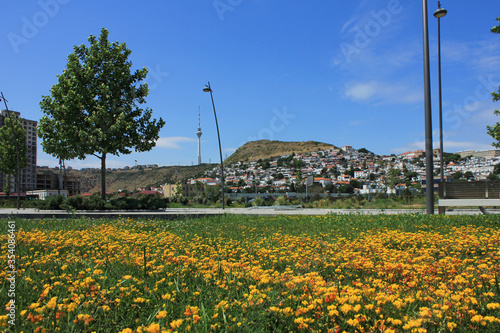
[441,40,500,73]
[156,137,197,149]
[343,81,421,105]
[344,83,377,101]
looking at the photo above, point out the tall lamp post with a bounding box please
[422,0,434,214]
[203,82,225,209]
[434,2,447,186]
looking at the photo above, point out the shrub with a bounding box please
[276,196,290,206]
[253,196,265,207]
[108,197,129,210]
[36,195,66,210]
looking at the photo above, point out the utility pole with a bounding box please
[0,92,22,209]
[421,0,434,214]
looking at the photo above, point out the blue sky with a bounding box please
[1,1,500,169]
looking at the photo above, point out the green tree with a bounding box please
[338,184,354,194]
[0,116,28,195]
[358,147,372,154]
[452,171,463,181]
[443,153,461,164]
[492,17,500,34]
[194,181,205,197]
[404,171,418,182]
[38,28,165,199]
[292,159,303,169]
[487,17,500,147]
[464,171,474,181]
[350,179,362,189]
[175,182,183,197]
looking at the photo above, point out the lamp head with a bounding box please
[433,2,447,19]
[203,85,211,93]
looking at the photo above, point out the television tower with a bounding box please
[196,107,202,165]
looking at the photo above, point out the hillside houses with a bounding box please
[184,147,500,196]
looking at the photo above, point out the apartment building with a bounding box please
[457,150,500,159]
[0,110,37,193]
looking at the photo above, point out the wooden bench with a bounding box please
[438,181,500,214]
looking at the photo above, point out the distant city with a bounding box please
[1,109,499,199]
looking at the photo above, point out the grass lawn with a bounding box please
[1,214,500,332]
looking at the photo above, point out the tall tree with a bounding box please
[0,116,28,195]
[39,28,165,199]
[486,17,500,147]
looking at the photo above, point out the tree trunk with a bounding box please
[100,153,106,200]
[16,168,20,209]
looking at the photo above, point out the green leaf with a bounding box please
[39,27,165,199]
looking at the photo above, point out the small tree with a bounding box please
[0,116,28,195]
[39,28,165,199]
[487,17,500,147]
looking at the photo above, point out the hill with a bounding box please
[225,140,337,165]
[62,140,337,194]
[65,164,216,194]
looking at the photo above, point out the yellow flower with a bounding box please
[29,302,40,310]
[347,318,358,326]
[340,303,353,314]
[123,275,132,280]
[47,297,58,309]
[487,303,500,310]
[170,319,183,329]
[146,323,160,333]
[119,329,133,333]
[156,310,167,319]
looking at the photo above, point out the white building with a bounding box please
[27,189,68,200]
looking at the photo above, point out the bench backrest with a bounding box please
[439,181,500,199]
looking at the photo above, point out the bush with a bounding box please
[36,195,66,210]
[253,196,265,207]
[36,194,169,211]
[138,196,168,210]
[108,197,129,210]
[0,198,39,208]
[275,196,288,206]
[85,194,111,210]
[60,195,87,210]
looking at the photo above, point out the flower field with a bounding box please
[2,214,500,332]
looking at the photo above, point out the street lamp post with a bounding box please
[422,0,434,214]
[203,82,225,210]
[434,2,447,187]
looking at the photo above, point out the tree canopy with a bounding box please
[0,115,28,194]
[486,17,500,148]
[38,28,165,199]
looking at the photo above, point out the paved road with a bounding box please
[0,206,493,219]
